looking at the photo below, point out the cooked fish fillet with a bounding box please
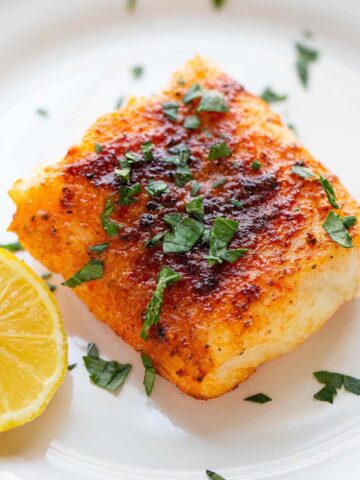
[9,57,360,399]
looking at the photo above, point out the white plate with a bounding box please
[1,1,360,479]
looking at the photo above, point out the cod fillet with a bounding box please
[9,57,360,399]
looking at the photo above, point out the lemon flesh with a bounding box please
[0,248,67,433]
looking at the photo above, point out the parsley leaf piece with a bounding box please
[319,175,339,209]
[63,259,104,288]
[211,0,226,8]
[119,183,141,205]
[95,143,103,154]
[141,353,156,396]
[0,241,23,252]
[88,243,109,253]
[131,65,144,79]
[206,470,226,480]
[146,231,165,248]
[197,90,229,113]
[343,375,360,395]
[292,164,315,179]
[323,211,353,248]
[146,180,169,197]
[186,196,204,221]
[212,178,226,188]
[190,181,201,197]
[101,197,123,237]
[313,371,344,388]
[244,393,272,404]
[115,166,131,183]
[162,102,180,121]
[125,151,142,164]
[207,217,248,265]
[184,115,201,130]
[163,215,204,254]
[183,84,203,104]
[163,213,182,229]
[141,141,154,162]
[176,164,193,187]
[141,266,181,340]
[208,141,232,160]
[251,160,261,171]
[295,43,319,88]
[36,108,48,117]
[314,384,337,403]
[260,87,287,103]
[83,344,131,391]
[230,199,244,208]
[67,363,77,371]
[342,216,357,229]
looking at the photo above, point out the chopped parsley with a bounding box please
[141,141,154,161]
[322,211,354,248]
[197,90,229,113]
[119,183,141,205]
[313,370,360,403]
[146,231,165,247]
[83,342,131,391]
[206,470,226,480]
[141,353,156,396]
[164,147,193,187]
[162,102,180,121]
[115,166,131,183]
[163,214,204,254]
[36,108,48,117]
[95,143,103,154]
[176,164,193,187]
[292,164,315,179]
[0,241,23,252]
[190,180,201,197]
[208,141,232,160]
[319,175,339,209]
[88,243,109,253]
[230,199,244,208]
[260,87,287,103]
[206,217,248,265]
[146,180,169,197]
[131,65,144,79]
[186,196,204,221]
[67,363,77,371]
[183,84,203,104]
[295,43,319,88]
[251,160,261,171]
[184,115,201,129]
[63,259,104,288]
[244,393,272,404]
[101,197,123,236]
[212,178,227,188]
[342,216,357,229]
[141,266,181,340]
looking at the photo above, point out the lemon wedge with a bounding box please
[0,248,67,433]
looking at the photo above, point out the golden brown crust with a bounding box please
[9,57,360,399]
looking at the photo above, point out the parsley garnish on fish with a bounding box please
[146,231,166,248]
[184,115,201,129]
[251,160,261,171]
[162,102,180,121]
[322,211,354,248]
[212,178,226,188]
[115,166,131,183]
[183,84,203,104]
[206,217,248,265]
[141,266,181,340]
[342,216,357,229]
[208,141,232,160]
[146,180,169,197]
[141,353,156,396]
[292,165,315,179]
[88,243,109,253]
[244,393,272,404]
[260,87,287,103]
[131,65,144,79]
[190,180,201,197]
[101,197,123,236]
[163,214,204,254]
[83,343,131,391]
[119,183,141,205]
[186,196,204,221]
[141,141,154,161]
[319,175,339,209]
[313,370,360,403]
[197,90,229,113]
[95,143,103,154]
[295,43,319,88]
[163,146,193,187]
[63,259,104,288]
[0,241,23,252]
[230,199,244,208]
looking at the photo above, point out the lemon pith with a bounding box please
[0,248,67,433]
